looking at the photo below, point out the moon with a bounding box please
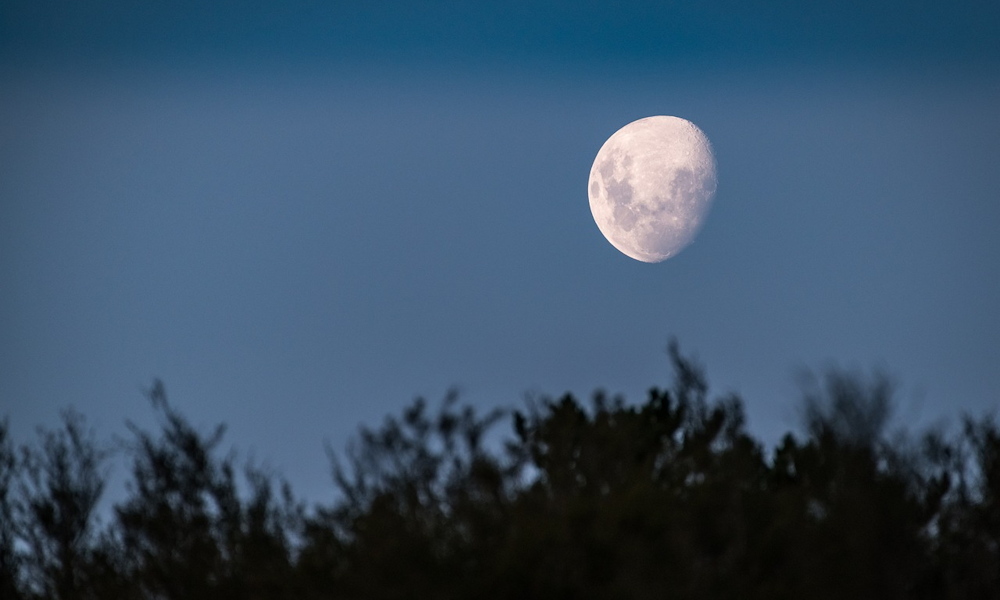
[588,116,717,262]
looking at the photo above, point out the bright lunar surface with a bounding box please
[589,116,717,262]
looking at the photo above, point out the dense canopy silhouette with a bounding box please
[1,343,997,599]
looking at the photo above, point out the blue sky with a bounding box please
[2,1,998,503]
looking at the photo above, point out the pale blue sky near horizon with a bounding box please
[2,1,999,504]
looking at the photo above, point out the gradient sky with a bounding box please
[2,0,999,503]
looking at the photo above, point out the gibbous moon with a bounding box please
[588,116,717,262]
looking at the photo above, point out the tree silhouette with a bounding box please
[16,410,108,600]
[490,345,772,600]
[0,420,24,600]
[770,372,936,599]
[299,389,512,599]
[113,380,299,600]
[931,415,1000,597]
[1,343,998,599]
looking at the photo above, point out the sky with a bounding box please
[2,1,999,504]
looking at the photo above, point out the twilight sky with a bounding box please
[2,0,998,503]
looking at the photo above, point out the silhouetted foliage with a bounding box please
[112,380,300,600]
[17,410,109,600]
[0,420,23,600]
[2,344,998,598]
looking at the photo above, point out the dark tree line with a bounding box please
[1,344,998,599]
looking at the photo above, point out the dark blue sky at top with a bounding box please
[3,0,999,67]
[2,1,999,503]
